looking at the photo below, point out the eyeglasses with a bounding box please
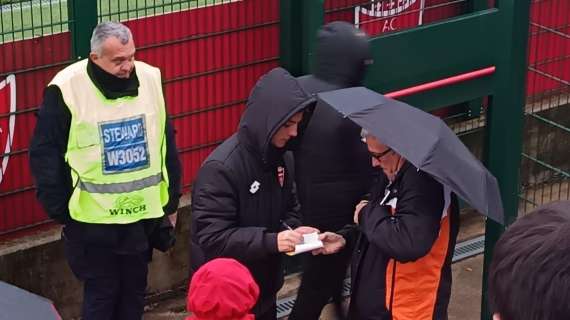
[369,148,393,161]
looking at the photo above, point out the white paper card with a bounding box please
[286,232,324,256]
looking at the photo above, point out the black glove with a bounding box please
[148,216,176,252]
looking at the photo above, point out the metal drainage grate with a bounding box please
[276,296,297,319]
[453,235,485,263]
[341,278,351,297]
[276,235,485,318]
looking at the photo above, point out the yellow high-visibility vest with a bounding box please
[50,59,169,224]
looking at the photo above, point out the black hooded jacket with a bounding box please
[294,21,373,237]
[190,68,316,315]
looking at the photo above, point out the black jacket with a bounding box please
[294,21,373,238]
[190,68,316,315]
[29,60,182,253]
[349,162,459,320]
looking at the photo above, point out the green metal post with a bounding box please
[68,0,98,60]
[301,0,323,74]
[481,0,531,319]
[468,98,483,118]
[465,0,489,119]
[279,0,323,76]
[280,0,303,76]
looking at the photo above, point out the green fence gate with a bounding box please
[281,1,531,319]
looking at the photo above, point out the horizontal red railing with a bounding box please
[385,66,496,98]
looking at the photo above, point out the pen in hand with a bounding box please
[281,220,294,231]
[277,220,303,253]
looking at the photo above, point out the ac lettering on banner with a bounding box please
[0,74,16,186]
[99,115,150,174]
[384,18,397,32]
[354,0,424,36]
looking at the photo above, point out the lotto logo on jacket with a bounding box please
[100,115,149,174]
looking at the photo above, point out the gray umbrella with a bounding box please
[317,87,504,223]
[0,281,61,320]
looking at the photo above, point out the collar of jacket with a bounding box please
[87,59,140,99]
[389,160,412,187]
[237,129,287,170]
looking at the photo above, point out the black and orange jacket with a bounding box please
[349,161,459,320]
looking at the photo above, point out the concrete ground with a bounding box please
[144,212,486,320]
[448,255,483,320]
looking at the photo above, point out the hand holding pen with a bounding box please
[277,221,320,253]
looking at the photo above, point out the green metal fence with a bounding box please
[519,0,570,214]
[0,0,234,43]
[98,0,230,22]
[4,0,565,218]
[0,0,68,42]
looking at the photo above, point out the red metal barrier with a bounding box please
[0,32,72,233]
[526,0,569,98]
[386,66,496,98]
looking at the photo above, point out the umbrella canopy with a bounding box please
[0,281,62,320]
[317,87,504,223]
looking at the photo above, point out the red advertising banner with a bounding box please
[354,0,424,36]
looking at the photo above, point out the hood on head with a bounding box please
[238,67,316,163]
[313,21,373,86]
[187,258,259,320]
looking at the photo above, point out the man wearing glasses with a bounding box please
[349,130,460,320]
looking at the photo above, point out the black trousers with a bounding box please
[64,239,150,320]
[255,302,277,320]
[289,248,351,320]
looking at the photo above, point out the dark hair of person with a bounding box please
[488,200,570,320]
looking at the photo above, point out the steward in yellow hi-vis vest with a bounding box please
[30,21,181,320]
[49,59,169,224]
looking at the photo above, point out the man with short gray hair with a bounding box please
[349,132,459,319]
[30,21,181,320]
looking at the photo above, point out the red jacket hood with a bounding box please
[187,258,260,320]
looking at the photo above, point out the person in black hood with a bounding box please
[29,22,181,320]
[288,21,374,320]
[190,67,335,320]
